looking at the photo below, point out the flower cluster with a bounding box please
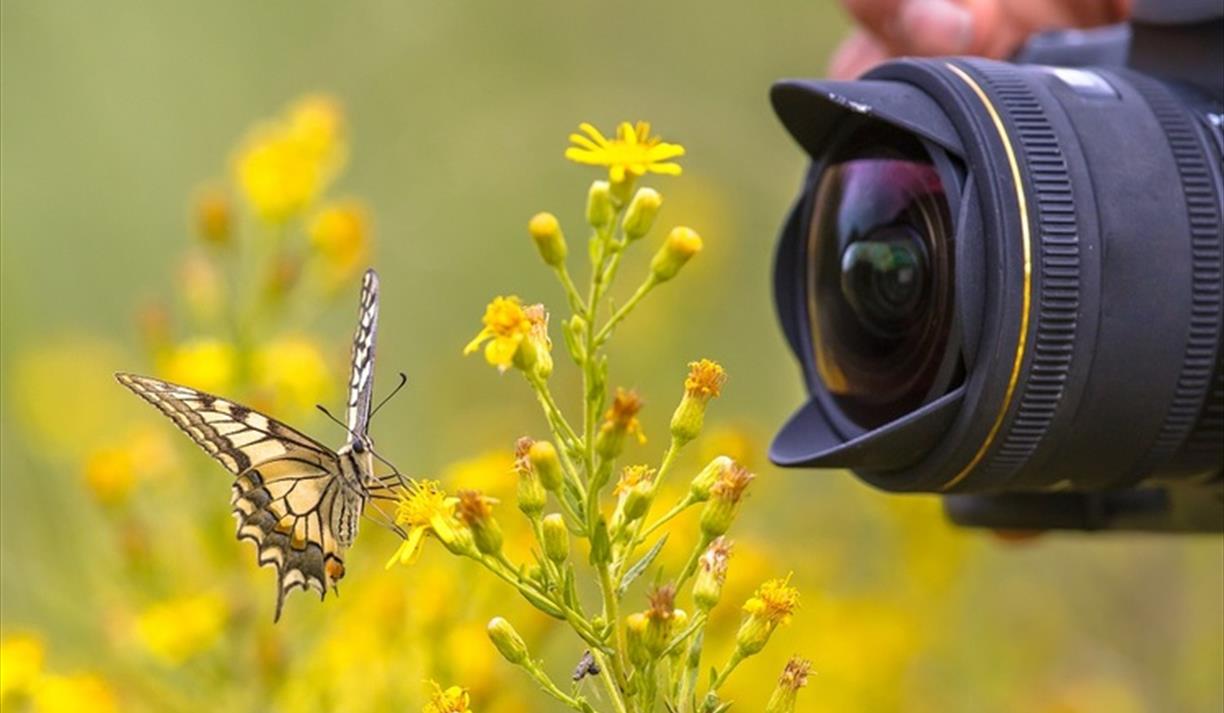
[388,121,809,713]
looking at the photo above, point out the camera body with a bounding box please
[769,8,1223,531]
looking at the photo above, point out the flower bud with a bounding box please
[457,490,503,556]
[625,612,651,669]
[487,617,529,666]
[699,463,754,539]
[528,440,564,492]
[588,517,612,566]
[670,359,727,446]
[516,470,546,520]
[622,188,662,241]
[690,456,732,503]
[541,513,569,564]
[650,226,702,282]
[528,212,568,267]
[614,465,656,524]
[586,180,615,228]
[193,186,232,246]
[693,536,733,612]
[643,584,678,656]
[765,657,813,713]
[595,388,645,460]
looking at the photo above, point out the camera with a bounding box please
[768,2,1224,531]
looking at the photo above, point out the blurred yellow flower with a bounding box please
[83,446,137,506]
[0,633,45,699]
[565,121,685,184]
[134,593,228,665]
[159,337,237,394]
[233,95,346,223]
[464,296,532,371]
[31,673,118,713]
[424,681,472,713]
[698,425,761,471]
[309,199,371,288]
[251,335,332,416]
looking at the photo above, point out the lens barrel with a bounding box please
[770,57,1224,509]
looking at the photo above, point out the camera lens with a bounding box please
[807,136,959,431]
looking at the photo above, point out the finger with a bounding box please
[827,30,891,80]
[841,0,907,41]
[897,0,974,55]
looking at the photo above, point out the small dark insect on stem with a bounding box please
[572,650,601,682]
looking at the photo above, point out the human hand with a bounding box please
[828,0,1131,79]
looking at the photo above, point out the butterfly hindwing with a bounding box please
[115,372,355,620]
[345,268,380,441]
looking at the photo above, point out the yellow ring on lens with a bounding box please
[942,62,1032,490]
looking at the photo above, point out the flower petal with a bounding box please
[579,122,609,147]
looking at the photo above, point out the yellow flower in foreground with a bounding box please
[32,673,118,713]
[134,593,228,664]
[159,338,237,394]
[309,199,371,288]
[423,681,472,713]
[736,574,800,656]
[233,95,346,223]
[252,335,332,416]
[1,633,45,699]
[685,359,727,401]
[565,121,685,184]
[464,296,532,371]
[388,481,470,566]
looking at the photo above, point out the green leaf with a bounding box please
[588,517,611,566]
[617,534,668,597]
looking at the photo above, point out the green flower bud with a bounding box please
[457,490,503,556]
[735,576,799,657]
[595,388,645,460]
[692,536,733,612]
[588,517,612,566]
[614,465,656,524]
[650,226,702,282]
[528,211,567,267]
[625,612,651,670]
[622,187,662,241]
[528,440,564,492]
[699,463,754,539]
[643,584,678,656]
[765,657,813,713]
[487,617,529,665]
[541,513,569,564]
[690,456,733,502]
[586,180,615,228]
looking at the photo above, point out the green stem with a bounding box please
[708,649,746,695]
[530,375,583,450]
[674,532,715,593]
[595,274,658,345]
[659,612,707,659]
[555,264,588,315]
[590,649,631,713]
[522,659,588,712]
[639,494,696,542]
[598,563,629,675]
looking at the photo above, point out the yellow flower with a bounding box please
[251,335,332,416]
[83,446,137,506]
[743,574,800,626]
[464,296,532,371]
[31,673,118,713]
[423,681,472,713]
[233,95,346,223]
[684,359,727,401]
[1,633,45,699]
[309,199,371,288]
[134,593,228,664]
[159,337,237,394]
[179,251,225,323]
[565,121,685,184]
[388,481,470,566]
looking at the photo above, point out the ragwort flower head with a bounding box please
[388,480,470,566]
[685,359,727,401]
[565,121,685,185]
[464,296,533,372]
[744,574,800,627]
[423,680,473,713]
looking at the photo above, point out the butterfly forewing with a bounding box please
[115,372,354,620]
[345,269,380,441]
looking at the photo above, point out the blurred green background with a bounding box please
[2,2,1221,712]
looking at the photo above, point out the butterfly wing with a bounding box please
[115,372,356,620]
[345,268,380,442]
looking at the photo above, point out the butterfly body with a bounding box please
[116,269,397,620]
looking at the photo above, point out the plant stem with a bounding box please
[590,649,631,713]
[530,376,583,450]
[555,264,588,315]
[708,650,746,695]
[598,564,629,675]
[639,494,696,541]
[674,533,714,593]
[595,274,658,345]
[522,659,589,712]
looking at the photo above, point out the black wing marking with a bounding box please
[345,268,379,441]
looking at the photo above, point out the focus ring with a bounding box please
[1124,72,1224,476]
[972,62,1081,482]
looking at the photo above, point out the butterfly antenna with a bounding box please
[370,372,409,420]
[315,404,410,489]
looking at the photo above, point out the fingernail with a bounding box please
[902,0,973,54]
